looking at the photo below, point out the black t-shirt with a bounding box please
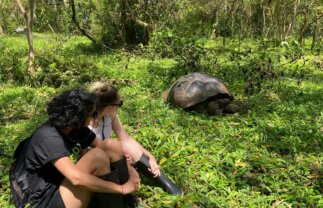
[24,123,95,207]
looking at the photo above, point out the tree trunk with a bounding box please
[16,0,35,74]
[247,3,252,37]
[143,0,148,12]
[228,0,238,37]
[222,36,226,53]
[210,23,217,39]
[311,15,320,51]
[0,0,7,32]
[287,0,299,37]
[210,3,221,39]
[28,0,35,73]
[298,11,308,45]
[281,2,287,41]
[120,0,152,44]
[265,2,275,38]
[69,0,110,49]
[119,0,127,44]
[54,0,63,32]
[262,0,266,36]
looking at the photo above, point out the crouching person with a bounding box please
[9,89,140,208]
[88,82,183,196]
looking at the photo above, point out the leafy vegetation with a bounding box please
[0,1,322,207]
[0,33,322,207]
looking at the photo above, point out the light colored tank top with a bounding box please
[89,115,114,140]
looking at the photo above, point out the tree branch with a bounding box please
[69,0,110,49]
[69,0,96,43]
[124,0,153,30]
[15,0,26,14]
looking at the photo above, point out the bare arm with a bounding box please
[90,137,101,148]
[112,115,160,176]
[112,115,155,159]
[52,156,138,194]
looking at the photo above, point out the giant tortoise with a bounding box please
[164,73,239,116]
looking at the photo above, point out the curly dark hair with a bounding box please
[47,89,97,129]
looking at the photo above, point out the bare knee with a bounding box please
[88,148,109,162]
[78,148,110,176]
[103,139,123,154]
[120,140,131,154]
[99,139,123,162]
[120,140,142,162]
[59,148,110,208]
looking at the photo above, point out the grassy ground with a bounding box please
[0,34,322,207]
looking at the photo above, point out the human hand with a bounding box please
[107,112,117,121]
[148,157,160,177]
[121,166,140,194]
[122,179,140,194]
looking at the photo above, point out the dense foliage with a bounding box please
[1,0,322,47]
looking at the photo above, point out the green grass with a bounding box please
[0,34,322,207]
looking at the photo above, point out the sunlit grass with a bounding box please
[0,34,322,207]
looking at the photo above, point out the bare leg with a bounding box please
[59,148,110,208]
[97,139,125,162]
[120,139,143,163]
[98,139,140,207]
[120,140,183,196]
[98,139,140,181]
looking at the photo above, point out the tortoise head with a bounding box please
[223,103,240,114]
[206,98,234,116]
[217,98,231,108]
[206,100,222,116]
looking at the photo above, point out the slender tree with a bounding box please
[0,0,6,34]
[16,0,35,74]
[286,0,300,36]
[311,7,322,51]
[54,0,64,32]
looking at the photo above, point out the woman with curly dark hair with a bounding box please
[10,89,140,208]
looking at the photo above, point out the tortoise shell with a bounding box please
[166,73,231,109]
